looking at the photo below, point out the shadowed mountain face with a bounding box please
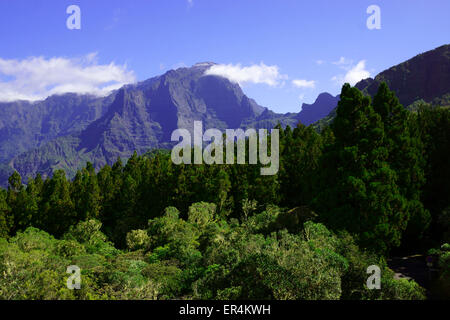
[242,92,340,130]
[75,63,267,164]
[296,93,340,126]
[0,94,113,163]
[355,44,450,107]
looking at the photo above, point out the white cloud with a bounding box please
[204,62,287,87]
[292,79,316,89]
[187,0,193,7]
[316,60,325,65]
[343,60,370,85]
[332,60,371,86]
[0,53,136,102]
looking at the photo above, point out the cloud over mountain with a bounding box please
[204,62,287,87]
[332,60,371,86]
[0,53,136,101]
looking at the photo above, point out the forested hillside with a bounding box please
[0,83,449,300]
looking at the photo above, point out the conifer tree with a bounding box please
[313,84,408,253]
[373,83,430,244]
[279,123,322,208]
[417,104,450,243]
[0,189,12,238]
[40,170,75,237]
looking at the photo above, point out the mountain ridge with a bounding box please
[313,44,450,130]
[355,44,450,107]
[1,64,280,184]
[1,44,449,185]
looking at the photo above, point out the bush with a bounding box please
[126,230,150,251]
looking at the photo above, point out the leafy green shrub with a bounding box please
[126,229,150,251]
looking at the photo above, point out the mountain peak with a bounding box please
[193,62,217,68]
[315,92,336,101]
[296,92,340,126]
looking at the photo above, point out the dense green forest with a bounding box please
[0,83,449,300]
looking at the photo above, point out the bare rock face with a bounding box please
[0,63,270,184]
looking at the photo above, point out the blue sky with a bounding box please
[0,0,449,113]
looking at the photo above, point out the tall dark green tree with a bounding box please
[372,83,430,246]
[313,84,409,253]
[6,171,23,234]
[0,189,12,238]
[39,170,75,237]
[417,104,450,244]
[71,163,102,222]
[12,174,43,232]
[279,123,322,208]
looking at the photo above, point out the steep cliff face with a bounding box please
[75,63,267,164]
[0,93,113,163]
[3,63,270,184]
[355,44,450,107]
